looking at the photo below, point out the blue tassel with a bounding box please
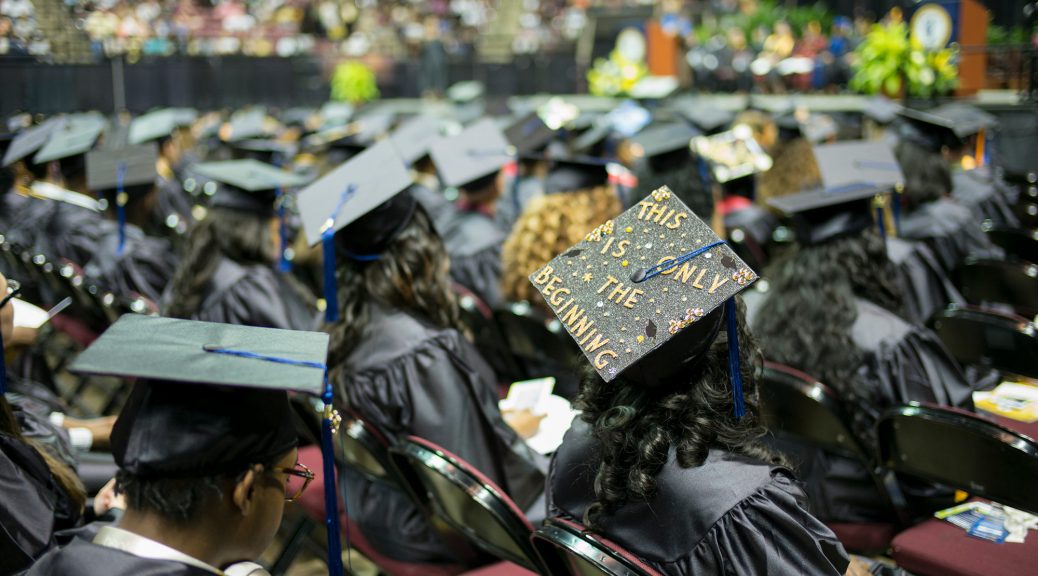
[276,186,292,273]
[875,205,887,239]
[322,184,358,323]
[116,162,127,256]
[320,377,345,576]
[725,298,745,419]
[697,157,712,195]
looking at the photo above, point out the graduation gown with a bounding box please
[951,168,1018,228]
[549,420,850,575]
[899,198,1002,273]
[335,305,546,563]
[495,176,544,234]
[24,531,219,576]
[189,257,317,330]
[409,182,455,234]
[4,194,99,266]
[83,221,177,304]
[886,237,964,324]
[440,209,506,309]
[775,298,974,524]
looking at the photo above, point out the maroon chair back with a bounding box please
[338,407,401,488]
[389,436,543,571]
[955,258,1038,318]
[877,403,1038,515]
[984,226,1038,265]
[531,517,661,576]
[931,305,1038,380]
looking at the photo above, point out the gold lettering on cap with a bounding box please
[594,349,618,369]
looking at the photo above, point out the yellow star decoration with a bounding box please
[582,273,593,283]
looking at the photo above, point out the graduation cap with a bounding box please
[194,159,309,215]
[447,81,485,103]
[628,122,698,159]
[672,102,734,135]
[86,143,158,193]
[767,182,890,245]
[390,115,445,165]
[504,112,556,156]
[2,116,64,167]
[528,186,758,415]
[129,109,179,145]
[170,108,198,127]
[231,138,299,164]
[223,109,273,143]
[68,314,347,574]
[34,116,105,163]
[691,125,773,184]
[628,76,680,101]
[863,96,902,125]
[544,157,611,194]
[320,102,355,127]
[351,112,395,145]
[610,100,653,138]
[897,105,996,152]
[295,139,414,321]
[430,118,513,189]
[814,140,904,190]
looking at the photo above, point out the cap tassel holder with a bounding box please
[276,186,292,273]
[203,346,349,575]
[632,239,746,419]
[116,161,128,256]
[321,184,358,323]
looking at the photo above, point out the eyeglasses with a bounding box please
[0,279,21,310]
[276,461,315,502]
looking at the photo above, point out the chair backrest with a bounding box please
[531,517,661,576]
[931,305,1038,379]
[877,403,1038,515]
[1014,202,1038,229]
[956,258,1038,319]
[985,226,1038,265]
[760,362,871,463]
[337,408,399,487]
[493,303,582,373]
[389,436,541,570]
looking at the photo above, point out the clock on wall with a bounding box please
[910,3,954,50]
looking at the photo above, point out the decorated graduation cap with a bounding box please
[295,139,414,322]
[87,143,159,255]
[69,314,346,575]
[1,116,64,167]
[194,159,309,216]
[504,112,556,156]
[430,117,513,189]
[767,182,891,246]
[528,186,758,414]
[691,124,773,184]
[34,115,105,163]
[129,109,179,145]
[389,115,444,165]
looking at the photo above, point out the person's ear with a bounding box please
[232,466,260,516]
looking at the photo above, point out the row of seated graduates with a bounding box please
[0,88,1035,576]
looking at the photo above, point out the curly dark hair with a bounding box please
[895,139,951,212]
[164,207,274,318]
[753,228,903,438]
[326,206,463,385]
[576,297,782,527]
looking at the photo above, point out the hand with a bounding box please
[93,477,126,517]
[502,409,546,440]
[845,555,875,576]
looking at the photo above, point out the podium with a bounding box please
[910,0,988,96]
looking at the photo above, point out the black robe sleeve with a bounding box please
[442,212,506,308]
[83,222,176,304]
[194,260,317,330]
[900,199,1003,273]
[886,237,965,324]
[952,169,1019,228]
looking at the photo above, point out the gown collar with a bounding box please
[93,525,224,575]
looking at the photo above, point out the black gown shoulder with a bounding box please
[83,221,176,304]
[899,198,1002,272]
[193,258,317,330]
[885,236,964,324]
[440,210,506,308]
[22,537,214,575]
[548,420,849,575]
[336,305,545,562]
[951,168,1018,227]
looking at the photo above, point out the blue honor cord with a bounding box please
[321,184,358,323]
[276,186,292,273]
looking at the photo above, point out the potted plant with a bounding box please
[850,20,958,100]
[330,61,380,104]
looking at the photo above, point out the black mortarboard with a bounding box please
[390,115,445,165]
[129,109,178,145]
[897,105,995,151]
[86,143,158,193]
[629,122,699,159]
[223,109,273,142]
[673,102,735,135]
[504,112,556,155]
[545,157,611,194]
[813,140,904,190]
[320,102,355,127]
[2,116,64,167]
[570,116,614,154]
[195,159,309,215]
[529,186,757,395]
[68,315,329,476]
[295,139,414,321]
[767,183,890,245]
[863,96,902,125]
[429,118,513,189]
[800,113,838,144]
[927,103,998,137]
[691,125,773,183]
[34,115,105,163]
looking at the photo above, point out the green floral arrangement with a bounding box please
[850,21,958,99]
[587,49,648,97]
[330,61,380,104]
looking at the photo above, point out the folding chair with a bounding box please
[984,225,1038,265]
[759,362,903,552]
[931,305,1038,379]
[955,258,1038,319]
[389,436,544,572]
[879,403,1038,575]
[531,517,661,576]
